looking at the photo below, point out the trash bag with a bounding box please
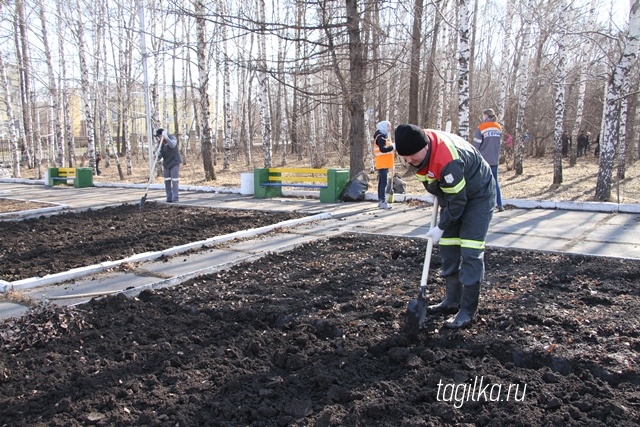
[392,174,406,194]
[341,170,369,202]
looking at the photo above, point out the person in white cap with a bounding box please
[372,120,395,209]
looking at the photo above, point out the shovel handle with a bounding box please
[419,198,439,289]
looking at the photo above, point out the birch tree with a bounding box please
[514,0,534,175]
[256,0,272,168]
[457,0,471,139]
[0,48,20,178]
[57,1,74,167]
[220,0,232,170]
[195,0,216,180]
[37,0,64,168]
[14,0,33,168]
[75,0,96,173]
[596,0,639,201]
[553,0,568,185]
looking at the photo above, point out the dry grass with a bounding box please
[90,150,640,204]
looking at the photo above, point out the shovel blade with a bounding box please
[139,194,147,208]
[404,297,427,334]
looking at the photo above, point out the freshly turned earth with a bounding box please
[0,202,306,282]
[0,204,639,426]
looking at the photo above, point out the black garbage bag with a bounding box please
[392,174,406,194]
[341,170,369,202]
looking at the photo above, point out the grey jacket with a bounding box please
[158,135,182,169]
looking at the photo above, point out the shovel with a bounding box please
[404,198,439,333]
[139,140,163,208]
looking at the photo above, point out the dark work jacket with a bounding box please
[414,129,495,231]
[159,135,182,169]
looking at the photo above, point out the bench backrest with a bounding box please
[57,167,76,176]
[267,168,328,184]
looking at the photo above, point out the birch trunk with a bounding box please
[256,0,272,168]
[31,90,43,179]
[618,80,628,181]
[57,0,74,167]
[223,18,232,170]
[15,0,33,169]
[596,0,640,201]
[38,0,63,169]
[457,0,471,140]
[195,0,216,180]
[100,0,123,179]
[497,0,513,126]
[553,0,568,185]
[0,47,20,178]
[76,0,96,173]
[514,0,534,176]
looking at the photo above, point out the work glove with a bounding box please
[426,226,444,244]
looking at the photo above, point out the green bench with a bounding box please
[47,167,93,188]
[254,167,349,203]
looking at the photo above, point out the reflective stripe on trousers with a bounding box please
[438,194,494,286]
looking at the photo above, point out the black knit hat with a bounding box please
[394,124,428,156]
[155,128,164,137]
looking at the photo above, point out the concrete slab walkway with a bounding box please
[1,180,639,320]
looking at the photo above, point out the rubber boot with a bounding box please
[444,283,480,329]
[427,274,462,314]
[171,180,179,202]
[165,179,173,202]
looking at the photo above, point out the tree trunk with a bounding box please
[457,0,471,140]
[38,0,64,169]
[514,0,534,176]
[596,1,640,201]
[76,0,96,172]
[346,0,366,177]
[0,38,21,178]
[15,0,33,169]
[422,1,441,127]
[256,0,272,168]
[408,0,424,125]
[553,0,568,186]
[195,0,215,180]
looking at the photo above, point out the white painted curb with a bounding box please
[2,212,331,293]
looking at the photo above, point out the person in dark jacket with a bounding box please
[472,108,504,212]
[394,124,496,329]
[560,130,571,158]
[155,128,182,203]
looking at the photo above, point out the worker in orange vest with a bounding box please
[372,121,395,209]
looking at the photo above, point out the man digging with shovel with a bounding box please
[395,124,495,329]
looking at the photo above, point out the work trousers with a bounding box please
[377,168,389,201]
[164,164,180,202]
[438,193,495,286]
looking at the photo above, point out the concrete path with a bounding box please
[2,180,639,320]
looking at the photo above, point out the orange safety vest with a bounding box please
[373,134,394,170]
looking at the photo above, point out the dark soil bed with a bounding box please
[0,203,305,282]
[1,229,639,426]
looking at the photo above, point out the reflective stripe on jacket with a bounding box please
[472,119,502,166]
[414,129,494,231]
